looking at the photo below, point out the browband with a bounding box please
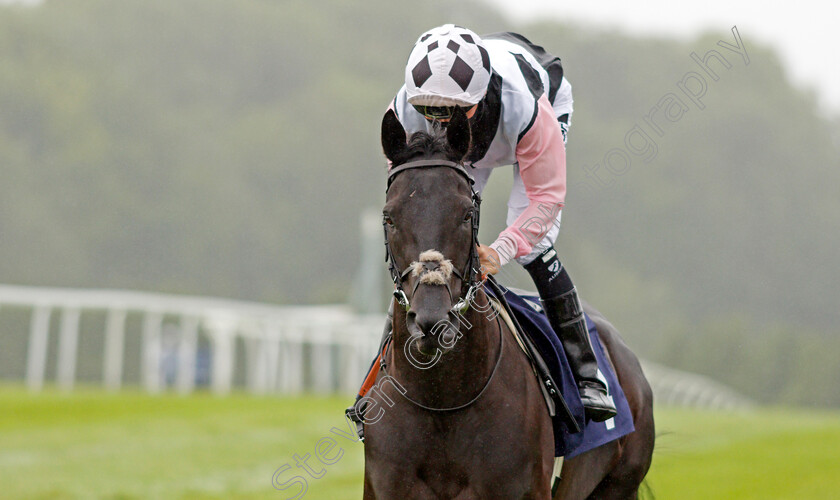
[387,159,474,189]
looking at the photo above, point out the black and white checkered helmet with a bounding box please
[404,24,491,107]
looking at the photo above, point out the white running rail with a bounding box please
[0,284,381,395]
[0,284,755,408]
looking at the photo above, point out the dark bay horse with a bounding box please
[362,107,654,499]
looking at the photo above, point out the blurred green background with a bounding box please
[2,0,838,408]
[1,0,839,498]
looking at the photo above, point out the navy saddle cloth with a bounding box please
[484,284,635,458]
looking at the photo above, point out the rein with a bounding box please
[384,158,483,313]
[380,310,505,413]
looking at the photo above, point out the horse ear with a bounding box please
[381,109,407,162]
[446,106,471,161]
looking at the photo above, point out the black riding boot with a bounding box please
[345,303,393,426]
[542,288,617,422]
[523,247,616,422]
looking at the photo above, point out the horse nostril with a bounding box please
[414,313,443,337]
[406,310,425,334]
[406,310,434,336]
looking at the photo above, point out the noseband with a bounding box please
[384,159,483,313]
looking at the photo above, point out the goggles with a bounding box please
[412,104,478,121]
[412,104,457,120]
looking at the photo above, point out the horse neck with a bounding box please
[389,289,500,408]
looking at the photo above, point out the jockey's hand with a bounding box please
[477,244,501,276]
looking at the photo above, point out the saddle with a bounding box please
[485,279,636,458]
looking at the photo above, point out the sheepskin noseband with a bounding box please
[410,250,455,286]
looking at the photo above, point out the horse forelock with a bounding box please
[390,129,460,167]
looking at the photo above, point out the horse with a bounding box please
[361,106,655,499]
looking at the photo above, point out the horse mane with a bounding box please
[390,128,463,167]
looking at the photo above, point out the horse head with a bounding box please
[380,107,480,357]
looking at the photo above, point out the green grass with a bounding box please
[0,386,365,500]
[648,408,840,499]
[1,385,838,499]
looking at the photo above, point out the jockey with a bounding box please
[349,24,616,423]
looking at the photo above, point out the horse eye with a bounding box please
[384,215,395,227]
[463,211,473,223]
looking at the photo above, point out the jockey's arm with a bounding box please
[483,94,567,272]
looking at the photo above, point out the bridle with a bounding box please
[380,158,509,416]
[384,158,483,314]
[377,157,578,425]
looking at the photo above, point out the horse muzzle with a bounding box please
[402,249,466,354]
[405,288,461,355]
